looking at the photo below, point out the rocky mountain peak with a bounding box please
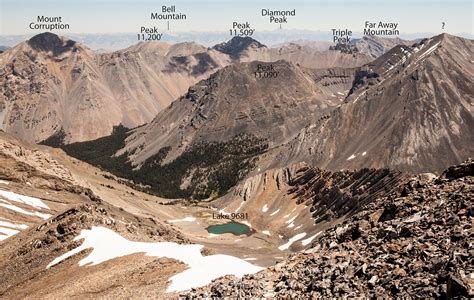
[27,32,78,56]
[213,36,266,59]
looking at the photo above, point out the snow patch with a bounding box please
[301,232,322,246]
[270,208,280,216]
[284,208,296,218]
[286,215,297,224]
[0,220,28,230]
[353,90,367,104]
[0,203,51,220]
[46,227,263,292]
[236,202,244,212]
[0,226,19,237]
[262,204,269,213]
[241,220,252,228]
[403,212,424,223]
[417,42,440,62]
[168,217,196,223]
[0,180,10,185]
[362,151,367,156]
[278,233,307,251]
[218,209,230,216]
[0,190,49,209]
[262,230,271,236]
[347,154,356,160]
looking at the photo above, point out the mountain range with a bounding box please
[86,33,473,200]
[0,31,472,298]
[1,33,374,144]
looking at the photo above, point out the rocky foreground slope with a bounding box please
[185,159,474,298]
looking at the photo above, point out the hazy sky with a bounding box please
[1,0,473,36]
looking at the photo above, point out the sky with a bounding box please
[1,0,473,36]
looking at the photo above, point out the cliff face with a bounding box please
[288,167,407,223]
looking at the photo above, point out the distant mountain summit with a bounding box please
[27,32,78,56]
[213,36,266,59]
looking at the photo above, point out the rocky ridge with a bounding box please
[0,202,189,298]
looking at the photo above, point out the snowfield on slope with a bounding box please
[47,226,263,292]
[0,190,50,209]
[168,216,196,223]
[278,232,307,251]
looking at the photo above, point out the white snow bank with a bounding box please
[301,232,322,246]
[286,215,297,224]
[218,209,230,216]
[47,227,263,292]
[241,220,252,228]
[278,233,307,251]
[0,220,28,230]
[270,208,280,216]
[284,208,296,218]
[347,154,356,160]
[236,202,244,212]
[262,204,268,212]
[417,42,440,62]
[0,203,51,220]
[262,230,271,236]
[0,190,49,209]
[0,226,19,237]
[168,217,196,223]
[362,151,367,156]
[0,180,10,185]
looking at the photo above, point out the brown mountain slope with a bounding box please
[275,33,474,174]
[0,33,231,144]
[119,60,355,165]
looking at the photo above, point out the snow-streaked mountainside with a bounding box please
[119,33,472,180]
[275,33,474,174]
